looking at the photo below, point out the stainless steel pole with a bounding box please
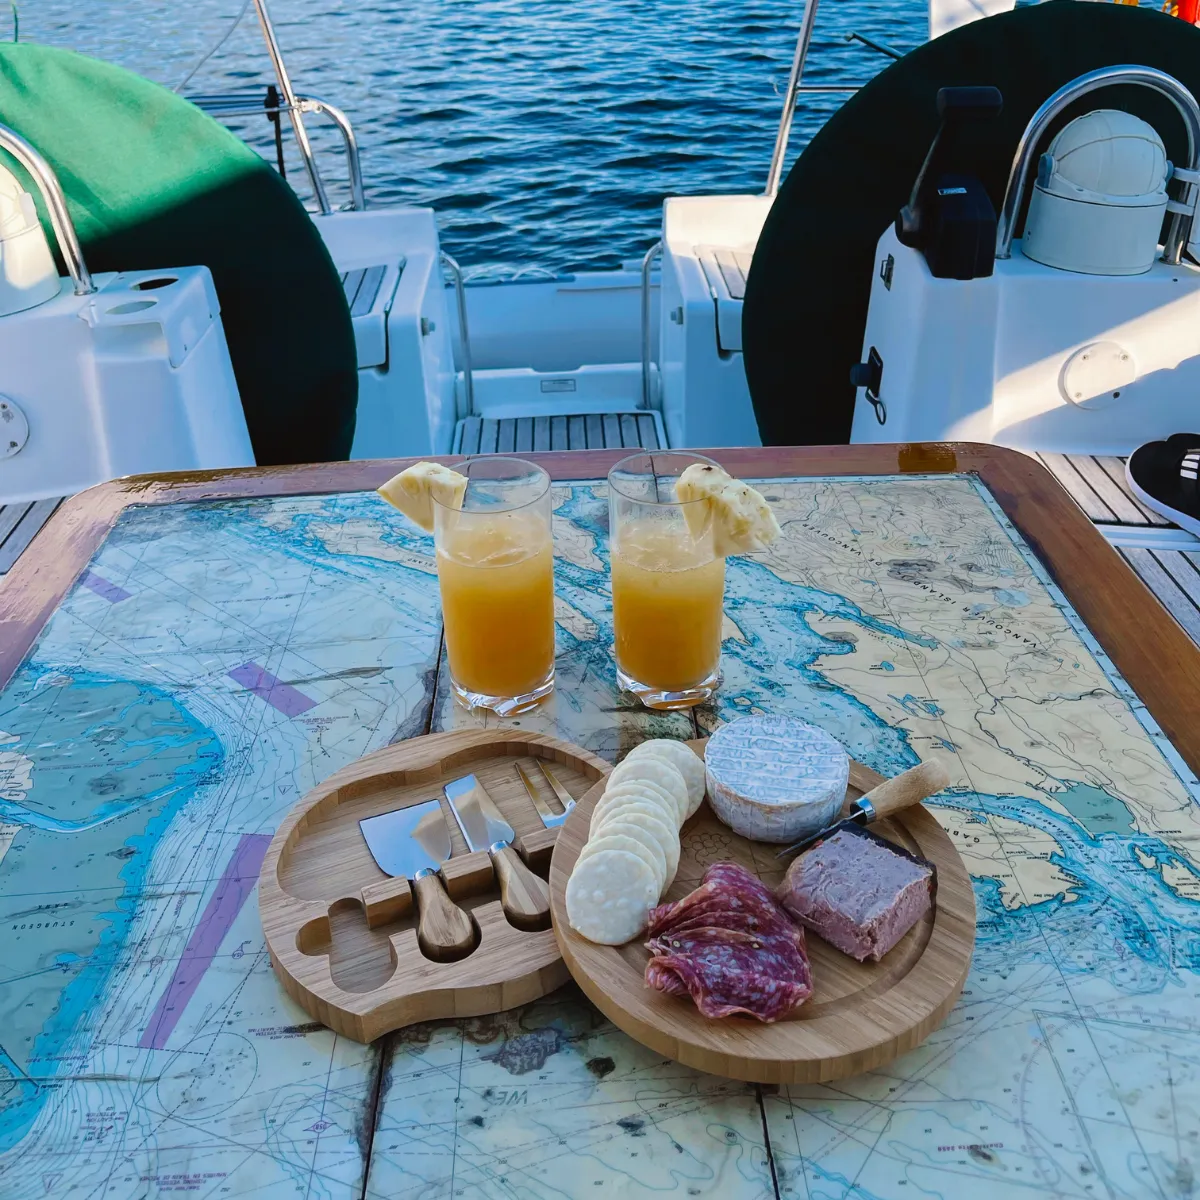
[764,0,821,198]
[251,0,332,214]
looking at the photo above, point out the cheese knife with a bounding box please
[444,773,551,930]
[776,759,951,860]
[359,798,476,961]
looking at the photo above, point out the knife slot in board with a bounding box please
[260,729,610,1041]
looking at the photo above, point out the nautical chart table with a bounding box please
[0,444,1197,1200]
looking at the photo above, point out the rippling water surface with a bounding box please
[13,0,927,274]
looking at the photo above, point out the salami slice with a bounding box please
[648,863,779,934]
[643,862,813,1022]
[645,927,812,1021]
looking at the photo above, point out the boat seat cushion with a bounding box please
[0,43,357,464]
[742,3,1200,445]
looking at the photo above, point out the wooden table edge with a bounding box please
[3,441,1199,778]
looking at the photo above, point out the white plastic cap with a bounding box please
[0,165,39,240]
[0,161,60,316]
[1042,109,1168,203]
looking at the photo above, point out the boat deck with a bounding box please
[1031,453,1200,645]
[4,451,1199,647]
[454,411,664,454]
[0,497,62,574]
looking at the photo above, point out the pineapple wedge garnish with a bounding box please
[377,461,468,532]
[675,462,782,556]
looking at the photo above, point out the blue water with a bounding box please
[10,0,928,274]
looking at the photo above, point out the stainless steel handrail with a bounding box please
[641,240,662,410]
[441,252,475,418]
[996,65,1200,265]
[298,98,365,212]
[190,92,366,211]
[764,0,821,197]
[251,0,331,215]
[0,122,94,296]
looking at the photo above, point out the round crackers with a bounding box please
[592,779,678,833]
[594,808,679,888]
[606,757,689,825]
[626,739,706,818]
[579,831,665,892]
[565,848,659,945]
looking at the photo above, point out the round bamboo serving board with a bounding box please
[549,740,975,1084]
[260,729,609,1042]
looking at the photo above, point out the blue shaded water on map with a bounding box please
[0,667,223,1152]
[13,0,928,274]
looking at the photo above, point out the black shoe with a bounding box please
[1126,434,1200,535]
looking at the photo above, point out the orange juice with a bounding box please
[611,520,725,691]
[436,512,555,698]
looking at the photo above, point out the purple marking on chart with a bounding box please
[80,571,131,603]
[138,834,272,1051]
[227,661,317,716]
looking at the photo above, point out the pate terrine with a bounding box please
[776,824,935,962]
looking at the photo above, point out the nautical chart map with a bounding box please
[0,474,1196,1200]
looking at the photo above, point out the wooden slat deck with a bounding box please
[455,411,664,455]
[338,266,388,318]
[696,245,754,300]
[0,497,63,575]
[1035,452,1200,648]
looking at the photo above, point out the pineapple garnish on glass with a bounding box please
[607,454,781,710]
[379,458,556,715]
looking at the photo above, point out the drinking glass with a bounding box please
[433,456,555,715]
[607,451,726,709]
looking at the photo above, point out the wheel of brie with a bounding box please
[703,714,849,844]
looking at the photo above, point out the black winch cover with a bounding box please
[742,2,1200,446]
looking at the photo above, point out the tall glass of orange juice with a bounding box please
[433,457,555,715]
[608,451,725,709]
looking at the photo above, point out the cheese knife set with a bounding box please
[258,718,975,1082]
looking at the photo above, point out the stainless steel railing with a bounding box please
[764,2,902,197]
[0,122,94,296]
[440,252,475,418]
[190,92,366,211]
[641,240,662,410]
[251,0,330,214]
[764,0,822,197]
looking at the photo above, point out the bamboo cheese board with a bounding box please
[549,739,975,1085]
[259,729,609,1041]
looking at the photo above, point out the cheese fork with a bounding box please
[514,759,576,828]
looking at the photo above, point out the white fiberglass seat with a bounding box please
[315,207,461,459]
[657,195,770,449]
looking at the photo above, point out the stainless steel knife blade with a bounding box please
[776,759,952,860]
[445,773,551,931]
[360,797,453,878]
[444,774,515,851]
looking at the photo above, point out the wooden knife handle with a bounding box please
[491,844,551,931]
[855,759,951,821]
[413,873,476,962]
